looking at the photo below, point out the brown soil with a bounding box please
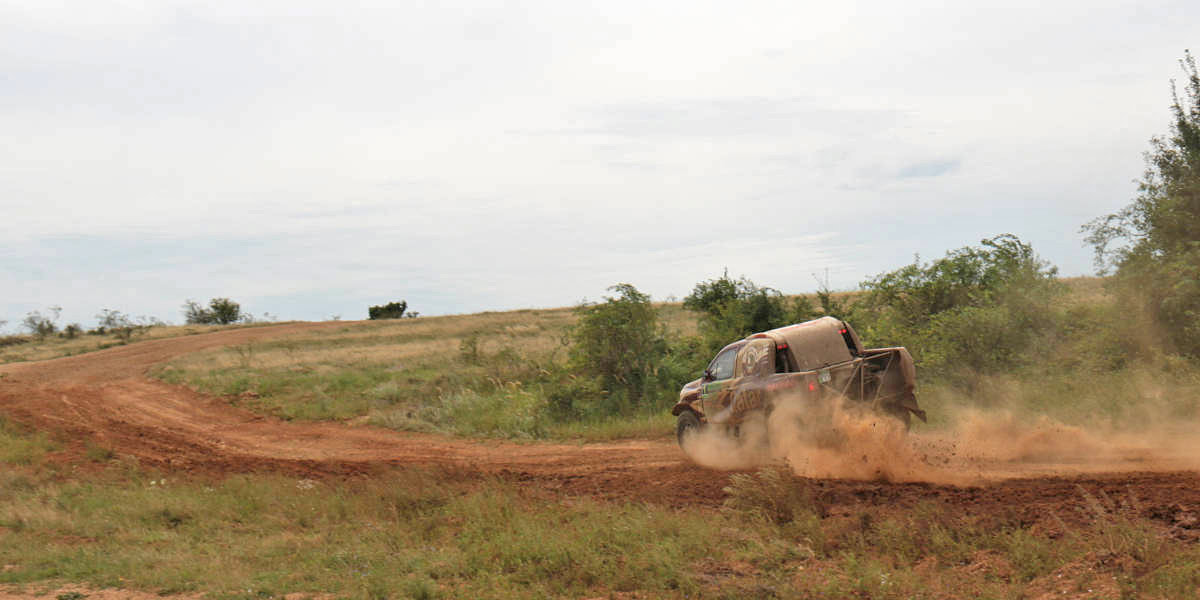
[1,322,1198,520]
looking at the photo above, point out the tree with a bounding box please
[183,298,243,325]
[1083,51,1200,355]
[569,284,666,414]
[208,298,241,325]
[96,309,155,343]
[683,271,794,353]
[368,301,408,320]
[21,306,61,339]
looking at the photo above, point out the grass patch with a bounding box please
[0,415,56,465]
[154,307,696,442]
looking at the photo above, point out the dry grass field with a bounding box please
[150,304,701,440]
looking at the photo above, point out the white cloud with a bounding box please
[1,0,1194,326]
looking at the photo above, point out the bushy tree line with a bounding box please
[509,233,1066,421]
[2,296,256,346]
[850,234,1063,376]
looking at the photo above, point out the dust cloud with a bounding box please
[680,391,1200,485]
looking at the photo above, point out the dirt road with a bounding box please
[1,322,1198,519]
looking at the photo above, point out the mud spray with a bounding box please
[681,391,1200,485]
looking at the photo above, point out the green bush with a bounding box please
[183,298,244,325]
[683,271,809,354]
[368,300,410,320]
[853,235,1062,376]
[1084,51,1200,356]
[568,283,670,415]
[858,234,1058,326]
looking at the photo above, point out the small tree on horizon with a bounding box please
[368,301,409,320]
[21,306,61,339]
[183,298,244,325]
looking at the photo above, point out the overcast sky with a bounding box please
[1,0,1196,328]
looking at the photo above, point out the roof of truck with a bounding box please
[750,316,857,371]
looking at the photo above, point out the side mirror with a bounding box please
[702,368,714,381]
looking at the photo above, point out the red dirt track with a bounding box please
[1,323,1198,521]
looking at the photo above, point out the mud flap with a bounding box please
[899,394,927,423]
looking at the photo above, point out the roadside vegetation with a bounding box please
[149,266,1198,443]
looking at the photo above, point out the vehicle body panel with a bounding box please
[672,316,926,427]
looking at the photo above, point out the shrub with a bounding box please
[183,298,244,325]
[723,466,824,525]
[683,271,802,353]
[859,234,1057,325]
[569,283,669,415]
[97,309,160,343]
[854,235,1062,375]
[21,306,60,339]
[368,300,410,320]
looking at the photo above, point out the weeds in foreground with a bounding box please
[1076,485,1173,573]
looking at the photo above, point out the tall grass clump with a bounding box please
[0,415,55,465]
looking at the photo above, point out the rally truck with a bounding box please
[672,316,926,448]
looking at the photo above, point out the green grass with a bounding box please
[0,415,56,465]
[0,468,750,599]
[151,307,695,442]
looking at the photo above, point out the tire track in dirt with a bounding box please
[1,322,1198,515]
[0,323,722,505]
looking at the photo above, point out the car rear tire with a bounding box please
[676,411,703,448]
